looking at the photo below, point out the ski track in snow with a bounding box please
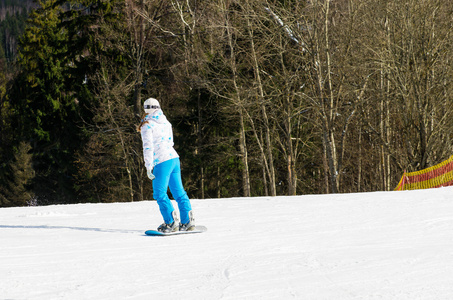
[1,188,453,299]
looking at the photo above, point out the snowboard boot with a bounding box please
[157,211,179,233]
[179,211,195,231]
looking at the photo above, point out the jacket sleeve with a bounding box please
[140,123,154,171]
[169,123,175,147]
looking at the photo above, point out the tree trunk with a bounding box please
[133,0,145,117]
[286,94,296,195]
[223,5,251,197]
[247,16,276,196]
[239,110,251,197]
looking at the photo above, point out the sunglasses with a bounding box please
[144,105,160,109]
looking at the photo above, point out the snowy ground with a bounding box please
[1,187,453,300]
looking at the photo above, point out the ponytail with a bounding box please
[137,114,149,132]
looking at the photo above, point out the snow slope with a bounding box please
[1,187,453,300]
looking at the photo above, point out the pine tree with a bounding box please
[8,0,79,203]
[0,141,35,207]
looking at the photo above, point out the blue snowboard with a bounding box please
[145,225,207,236]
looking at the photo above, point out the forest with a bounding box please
[1,0,452,206]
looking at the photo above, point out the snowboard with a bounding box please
[145,225,207,236]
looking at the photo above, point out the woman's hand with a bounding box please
[147,169,155,180]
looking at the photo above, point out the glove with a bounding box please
[147,169,155,180]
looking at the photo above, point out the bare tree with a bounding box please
[221,0,252,197]
[363,0,453,182]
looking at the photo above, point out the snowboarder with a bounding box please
[138,98,195,233]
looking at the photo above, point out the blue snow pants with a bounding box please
[152,158,192,224]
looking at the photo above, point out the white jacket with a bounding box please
[140,110,179,171]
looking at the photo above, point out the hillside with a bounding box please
[0,0,34,21]
[0,0,34,63]
[1,187,453,299]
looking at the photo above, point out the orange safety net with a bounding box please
[395,155,453,191]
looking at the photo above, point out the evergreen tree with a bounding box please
[0,141,35,207]
[9,0,80,204]
[0,1,30,65]
[7,0,125,204]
